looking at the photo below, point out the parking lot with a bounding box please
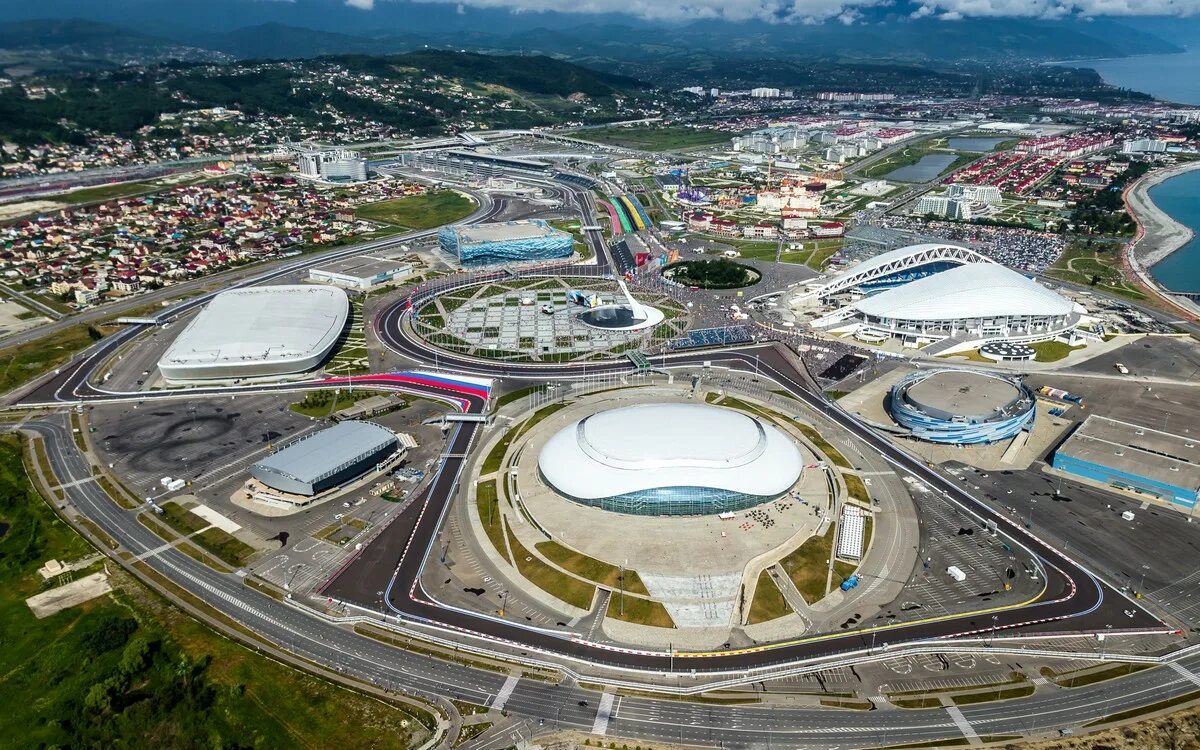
[947,462,1200,634]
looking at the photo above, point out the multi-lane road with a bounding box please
[8,168,1197,747]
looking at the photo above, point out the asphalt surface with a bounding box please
[9,167,1196,747]
[23,406,1200,749]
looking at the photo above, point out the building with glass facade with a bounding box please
[537,403,802,516]
[889,369,1036,444]
[438,219,574,265]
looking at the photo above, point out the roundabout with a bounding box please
[663,258,761,289]
[5,168,1188,750]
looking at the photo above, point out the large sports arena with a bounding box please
[889,369,1036,444]
[157,285,349,381]
[537,403,803,515]
[438,219,574,265]
[806,245,1080,352]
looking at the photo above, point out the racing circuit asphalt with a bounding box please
[6,169,1192,747]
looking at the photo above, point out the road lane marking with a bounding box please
[490,674,519,711]
[592,690,616,736]
[946,706,980,745]
[1170,662,1200,688]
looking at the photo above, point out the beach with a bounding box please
[1125,161,1200,269]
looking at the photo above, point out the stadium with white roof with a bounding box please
[537,403,802,516]
[158,285,349,381]
[802,243,1081,352]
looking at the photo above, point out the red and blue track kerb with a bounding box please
[315,370,492,412]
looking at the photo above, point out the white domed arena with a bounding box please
[537,403,802,516]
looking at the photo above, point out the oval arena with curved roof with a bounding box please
[889,369,1036,444]
[537,403,803,516]
[158,285,349,382]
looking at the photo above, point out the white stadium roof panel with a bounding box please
[538,403,802,500]
[158,285,349,380]
[853,263,1074,321]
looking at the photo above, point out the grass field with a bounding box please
[505,525,595,611]
[154,501,256,567]
[534,539,649,595]
[475,481,509,563]
[1045,239,1147,302]
[0,323,101,396]
[1030,340,1085,362]
[747,570,792,624]
[50,181,162,205]
[778,524,836,604]
[843,473,869,504]
[606,594,675,628]
[0,434,432,748]
[290,389,387,418]
[795,423,852,469]
[729,238,844,271]
[576,125,734,152]
[480,402,567,475]
[355,190,475,229]
[952,683,1035,706]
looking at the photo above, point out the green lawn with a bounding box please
[843,473,869,504]
[475,480,509,563]
[575,125,734,152]
[0,434,432,749]
[0,323,102,396]
[480,402,567,475]
[952,683,1035,706]
[505,525,595,611]
[154,501,256,567]
[795,423,852,469]
[747,570,792,624]
[778,524,836,604]
[289,389,387,418]
[1045,239,1148,302]
[535,539,649,595]
[355,190,475,229]
[606,594,675,628]
[1030,340,1084,362]
[730,238,844,271]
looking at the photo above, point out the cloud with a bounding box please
[912,0,1200,17]
[411,0,887,23]
[345,0,375,8]
[407,0,1200,22]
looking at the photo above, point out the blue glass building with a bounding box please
[439,219,574,265]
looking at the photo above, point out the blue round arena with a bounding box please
[889,369,1035,444]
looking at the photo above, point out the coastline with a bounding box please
[1125,161,1200,270]
[1119,160,1200,319]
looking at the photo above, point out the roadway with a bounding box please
[6,164,1193,746]
[20,375,1200,748]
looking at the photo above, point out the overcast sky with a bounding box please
[342,0,1200,23]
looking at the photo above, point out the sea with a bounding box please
[1054,49,1200,106]
[1052,51,1200,291]
[1146,169,1200,293]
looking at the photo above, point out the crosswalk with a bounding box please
[591,690,616,736]
[490,674,519,712]
[946,705,980,745]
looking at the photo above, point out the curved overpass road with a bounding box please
[22,391,1200,749]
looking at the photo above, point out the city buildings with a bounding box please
[438,219,574,265]
[157,285,348,381]
[297,148,368,183]
[537,403,802,516]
